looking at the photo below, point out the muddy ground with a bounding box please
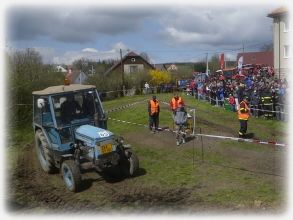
[6,130,286,215]
[6,142,217,214]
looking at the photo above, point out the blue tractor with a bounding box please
[32,84,139,192]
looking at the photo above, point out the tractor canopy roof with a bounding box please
[32,84,96,96]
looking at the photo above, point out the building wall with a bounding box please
[124,64,144,74]
[272,15,290,78]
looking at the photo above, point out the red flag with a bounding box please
[66,67,72,78]
[220,53,225,69]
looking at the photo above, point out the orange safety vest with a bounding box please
[149,99,159,114]
[170,97,183,110]
[238,101,250,120]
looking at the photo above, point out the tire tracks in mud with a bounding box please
[9,142,204,213]
[9,143,101,213]
[94,178,205,212]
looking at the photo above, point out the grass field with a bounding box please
[6,92,287,213]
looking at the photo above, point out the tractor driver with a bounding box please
[82,92,95,116]
[60,94,81,123]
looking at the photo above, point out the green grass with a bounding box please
[102,95,148,110]
[7,125,34,171]
[183,94,285,141]
[102,93,286,206]
[134,145,199,187]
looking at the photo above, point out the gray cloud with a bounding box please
[7,6,158,43]
[6,4,276,63]
[158,5,274,47]
[7,5,274,46]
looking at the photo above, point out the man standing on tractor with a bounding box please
[148,95,160,133]
[170,93,185,116]
[237,96,250,138]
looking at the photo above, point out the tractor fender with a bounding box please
[122,144,132,150]
[58,154,75,169]
[122,144,132,158]
[60,154,74,163]
[34,125,53,149]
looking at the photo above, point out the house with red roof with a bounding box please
[236,51,273,67]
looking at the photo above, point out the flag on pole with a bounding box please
[220,53,225,69]
[64,66,73,85]
[66,67,73,78]
[237,56,243,74]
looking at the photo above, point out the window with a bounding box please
[129,65,138,73]
[284,20,290,32]
[52,90,99,126]
[284,45,291,58]
[131,58,136,62]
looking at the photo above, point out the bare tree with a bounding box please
[209,54,220,73]
[140,52,150,62]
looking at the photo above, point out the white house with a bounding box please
[268,7,290,79]
[56,65,67,73]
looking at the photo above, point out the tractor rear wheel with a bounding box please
[61,160,81,192]
[35,129,55,173]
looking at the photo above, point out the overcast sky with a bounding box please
[5,2,281,64]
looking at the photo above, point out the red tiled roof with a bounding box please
[237,51,273,66]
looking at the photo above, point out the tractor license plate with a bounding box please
[100,143,112,154]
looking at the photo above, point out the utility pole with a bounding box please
[242,43,245,53]
[120,48,125,96]
[205,53,209,76]
[278,18,281,79]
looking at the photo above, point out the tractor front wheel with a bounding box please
[61,160,81,192]
[124,150,139,177]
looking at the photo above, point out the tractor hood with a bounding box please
[75,125,114,146]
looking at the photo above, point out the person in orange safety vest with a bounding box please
[170,93,185,115]
[237,96,250,138]
[148,95,160,133]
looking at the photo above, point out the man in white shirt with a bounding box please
[144,82,150,94]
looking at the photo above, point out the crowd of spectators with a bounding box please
[188,65,288,120]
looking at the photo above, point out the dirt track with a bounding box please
[7,140,218,214]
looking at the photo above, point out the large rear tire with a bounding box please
[61,160,81,192]
[35,129,55,173]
